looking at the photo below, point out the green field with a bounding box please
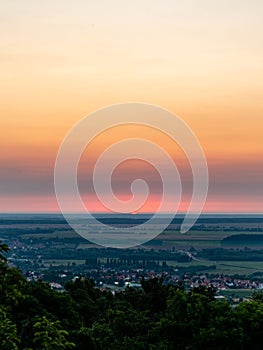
[21,230,79,239]
[43,259,85,267]
[167,259,263,274]
[20,229,263,248]
[219,289,255,299]
[41,257,263,275]
[159,230,263,248]
[19,229,263,275]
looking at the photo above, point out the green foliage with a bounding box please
[0,241,263,349]
[32,316,76,350]
[0,307,20,350]
[252,290,263,302]
[198,247,263,261]
[0,242,9,262]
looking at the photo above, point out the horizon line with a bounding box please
[0,212,262,216]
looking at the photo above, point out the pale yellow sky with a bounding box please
[0,0,263,212]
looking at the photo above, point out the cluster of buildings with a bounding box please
[23,265,263,298]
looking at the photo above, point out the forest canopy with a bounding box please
[0,242,263,350]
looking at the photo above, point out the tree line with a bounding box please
[0,242,263,349]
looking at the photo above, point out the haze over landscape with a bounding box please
[1,2,263,349]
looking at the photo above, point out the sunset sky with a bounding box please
[1,0,263,213]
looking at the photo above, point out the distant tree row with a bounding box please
[198,247,263,261]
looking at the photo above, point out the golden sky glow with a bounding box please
[1,0,263,213]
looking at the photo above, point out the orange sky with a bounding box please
[1,0,263,213]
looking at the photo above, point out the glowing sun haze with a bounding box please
[1,0,263,213]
